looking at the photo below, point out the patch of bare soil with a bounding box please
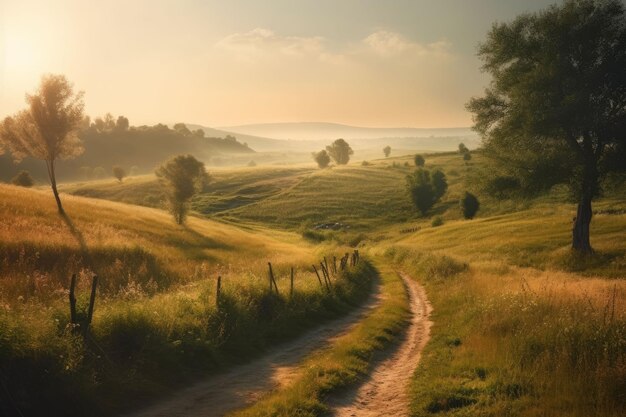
[328,272,432,417]
[125,283,382,417]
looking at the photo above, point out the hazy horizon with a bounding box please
[1,0,558,129]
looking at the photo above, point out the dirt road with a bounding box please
[126,282,382,417]
[328,272,432,417]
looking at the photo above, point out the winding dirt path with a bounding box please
[328,272,432,417]
[125,282,382,417]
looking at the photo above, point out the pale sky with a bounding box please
[0,0,557,128]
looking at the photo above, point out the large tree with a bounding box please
[155,155,209,225]
[467,0,626,253]
[0,74,85,214]
[326,138,354,165]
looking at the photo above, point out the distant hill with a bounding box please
[219,122,475,141]
[189,122,480,153]
[0,123,253,182]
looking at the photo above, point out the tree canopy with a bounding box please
[467,0,626,253]
[312,149,331,168]
[326,139,354,165]
[0,74,85,213]
[155,155,209,225]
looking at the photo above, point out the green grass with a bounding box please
[0,184,374,417]
[229,259,410,417]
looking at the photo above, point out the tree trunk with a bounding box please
[572,195,593,253]
[46,160,65,214]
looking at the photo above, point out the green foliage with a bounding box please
[112,165,126,182]
[466,0,626,200]
[431,170,448,200]
[406,169,437,216]
[312,149,331,168]
[155,155,209,224]
[325,138,354,165]
[414,154,425,167]
[460,192,480,219]
[431,216,444,227]
[11,170,34,187]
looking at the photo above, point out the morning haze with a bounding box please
[0,1,624,417]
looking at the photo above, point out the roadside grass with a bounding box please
[381,217,625,416]
[0,184,374,417]
[229,260,410,417]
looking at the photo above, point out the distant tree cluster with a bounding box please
[312,139,354,168]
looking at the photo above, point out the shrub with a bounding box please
[361,160,371,166]
[112,166,126,182]
[460,192,480,219]
[484,175,521,199]
[406,169,436,215]
[312,150,331,168]
[414,154,425,167]
[431,216,444,227]
[11,170,34,187]
[431,170,448,199]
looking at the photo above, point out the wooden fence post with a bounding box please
[268,262,279,295]
[216,275,222,305]
[86,275,98,331]
[320,262,331,291]
[312,265,323,288]
[290,267,294,299]
[69,273,77,325]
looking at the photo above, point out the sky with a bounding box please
[0,0,558,128]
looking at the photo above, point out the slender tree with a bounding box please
[155,155,209,225]
[467,0,626,253]
[112,166,127,182]
[0,74,85,214]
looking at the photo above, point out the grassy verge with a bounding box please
[229,259,410,417]
[0,185,374,417]
[384,246,625,417]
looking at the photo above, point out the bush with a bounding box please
[460,192,480,219]
[312,150,331,168]
[406,169,436,215]
[414,154,425,167]
[431,170,448,199]
[112,166,126,182]
[431,216,444,227]
[11,170,34,187]
[484,175,521,199]
[361,160,371,166]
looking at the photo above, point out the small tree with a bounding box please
[463,152,472,162]
[414,154,425,167]
[458,143,469,155]
[115,115,129,131]
[460,192,480,219]
[326,139,353,165]
[155,155,209,225]
[383,145,391,158]
[431,170,448,200]
[312,150,331,168]
[406,169,436,216]
[0,74,85,214]
[11,171,34,187]
[112,166,126,182]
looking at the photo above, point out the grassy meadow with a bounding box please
[2,149,625,417]
[0,183,374,417]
